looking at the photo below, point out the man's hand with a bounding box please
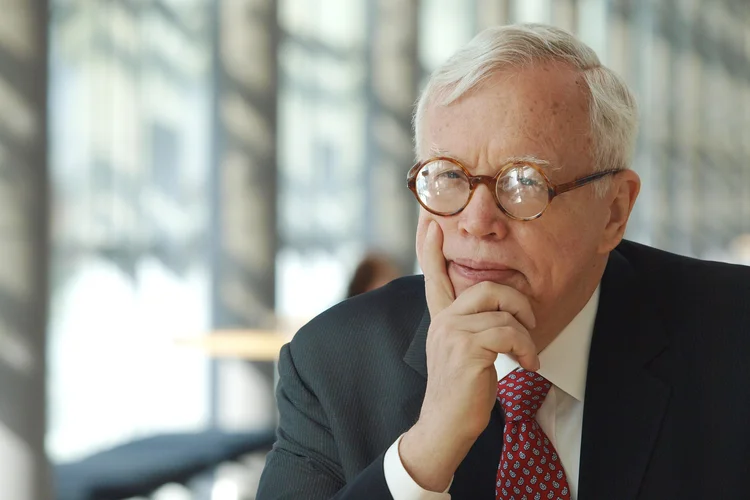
[399,221,539,492]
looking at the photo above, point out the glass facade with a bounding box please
[48,0,213,461]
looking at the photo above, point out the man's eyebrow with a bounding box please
[501,156,557,170]
[425,145,451,158]
[422,148,559,171]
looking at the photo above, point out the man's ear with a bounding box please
[598,169,640,253]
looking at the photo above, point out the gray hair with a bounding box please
[413,24,638,196]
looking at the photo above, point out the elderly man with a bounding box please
[257,24,750,500]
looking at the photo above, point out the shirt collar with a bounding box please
[494,285,599,402]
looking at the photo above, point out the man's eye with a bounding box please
[517,176,539,187]
[438,170,462,180]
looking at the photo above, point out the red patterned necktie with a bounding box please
[495,368,571,500]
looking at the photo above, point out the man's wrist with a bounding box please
[398,422,472,492]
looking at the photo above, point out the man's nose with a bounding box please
[457,184,510,239]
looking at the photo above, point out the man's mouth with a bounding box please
[448,259,519,284]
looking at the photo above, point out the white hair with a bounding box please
[413,24,638,196]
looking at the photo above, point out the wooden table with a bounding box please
[175,329,292,361]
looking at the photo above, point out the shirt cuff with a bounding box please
[383,434,452,500]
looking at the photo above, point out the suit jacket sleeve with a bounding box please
[256,343,394,500]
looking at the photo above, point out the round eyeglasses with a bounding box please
[407,157,622,221]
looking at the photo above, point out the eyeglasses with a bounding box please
[407,157,621,221]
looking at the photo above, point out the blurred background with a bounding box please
[1,0,748,499]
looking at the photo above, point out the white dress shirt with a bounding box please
[383,286,600,500]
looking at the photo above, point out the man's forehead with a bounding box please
[418,64,589,154]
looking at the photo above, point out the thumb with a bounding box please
[421,221,455,315]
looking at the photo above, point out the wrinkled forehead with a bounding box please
[417,64,592,172]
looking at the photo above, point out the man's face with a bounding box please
[415,61,635,328]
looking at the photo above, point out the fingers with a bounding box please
[473,327,540,372]
[446,311,528,335]
[422,221,455,315]
[441,311,539,371]
[451,281,536,330]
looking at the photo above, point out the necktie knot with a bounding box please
[497,368,551,422]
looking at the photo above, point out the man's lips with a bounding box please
[451,259,513,271]
[448,259,519,283]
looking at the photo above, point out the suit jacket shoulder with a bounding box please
[616,239,750,333]
[289,275,427,384]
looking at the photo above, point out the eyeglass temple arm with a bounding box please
[550,170,620,197]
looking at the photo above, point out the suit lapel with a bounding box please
[403,307,430,379]
[400,307,429,425]
[578,249,671,500]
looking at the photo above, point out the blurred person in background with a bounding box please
[346,253,402,298]
[257,24,750,500]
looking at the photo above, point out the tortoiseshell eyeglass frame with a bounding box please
[406,156,622,221]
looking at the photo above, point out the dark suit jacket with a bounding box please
[257,240,750,499]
